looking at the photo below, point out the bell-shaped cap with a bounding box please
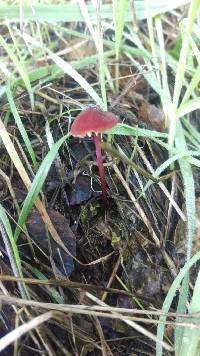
[70,107,118,138]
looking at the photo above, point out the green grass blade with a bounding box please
[0,205,29,299]
[0,205,22,277]
[0,35,34,109]
[188,32,200,64]
[47,51,104,108]
[182,117,200,144]
[78,0,98,48]
[0,2,190,22]
[14,134,70,242]
[14,50,115,89]
[153,150,200,176]
[177,98,200,118]
[174,119,196,353]
[75,0,108,108]
[173,0,200,111]
[124,52,163,96]
[113,0,127,55]
[30,267,64,304]
[155,16,171,106]
[187,156,200,167]
[6,83,37,170]
[96,1,107,110]
[178,270,200,356]
[156,250,200,356]
[22,32,104,108]
[175,276,190,354]
[140,148,200,196]
[107,123,168,138]
[181,66,200,104]
[113,0,127,92]
[145,0,161,88]
[168,0,200,148]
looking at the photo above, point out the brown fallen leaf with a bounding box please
[69,175,93,205]
[138,102,165,132]
[27,209,76,276]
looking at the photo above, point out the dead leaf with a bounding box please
[27,209,76,276]
[138,102,165,132]
[69,175,92,205]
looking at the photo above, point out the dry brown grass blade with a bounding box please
[0,292,192,318]
[137,145,186,221]
[93,317,111,356]
[86,292,174,352]
[0,281,51,353]
[101,253,122,302]
[112,164,160,246]
[112,163,177,276]
[0,275,132,295]
[22,308,56,356]
[0,311,54,353]
[0,293,199,338]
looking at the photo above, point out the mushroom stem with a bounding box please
[93,133,107,204]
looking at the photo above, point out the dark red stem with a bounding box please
[93,133,107,204]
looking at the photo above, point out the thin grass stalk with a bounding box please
[174,120,196,354]
[156,250,200,356]
[113,0,127,93]
[155,16,172,124]
[169,0,200,148]
[96,0,107,110]
[145,0,161,88]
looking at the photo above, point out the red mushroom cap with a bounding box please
[70,107,118,138]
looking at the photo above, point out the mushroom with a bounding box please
[70,106,118,203]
